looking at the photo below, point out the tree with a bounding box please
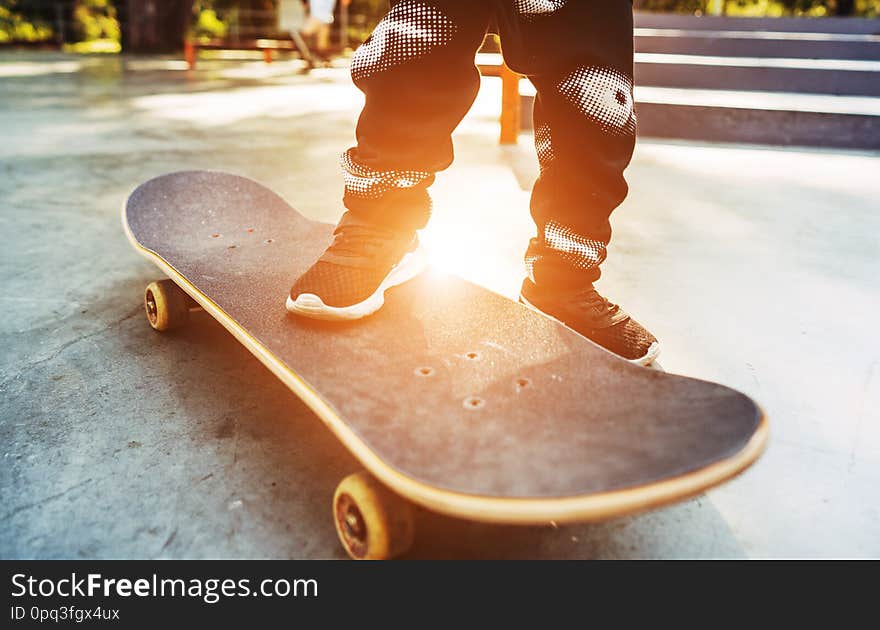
[121,0,195,53]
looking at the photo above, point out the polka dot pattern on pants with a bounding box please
[544,220,607,270]
[525,220,607,281]
[341,150,432,199]
[557,66,636,137]
[351,1,457,82]
[514,0,566,19]
[535,123,555,169]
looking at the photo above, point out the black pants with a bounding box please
[343,0,636,287]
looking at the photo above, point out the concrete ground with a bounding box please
[1,52,878,559]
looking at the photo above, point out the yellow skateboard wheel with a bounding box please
[333,472,415,560]
[144,279,190,332]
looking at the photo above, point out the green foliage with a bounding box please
[63,38,120,53]
[189,0,388,45]
[638,0,707,12]
[72,0,120,42]
[0,4,53,43]
[193,8,227,40]
[346,0,390,16]
[637,0,879,14]
[0,0,122,45]
[343,0,388,43]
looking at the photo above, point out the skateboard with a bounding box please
[123,170,768,559]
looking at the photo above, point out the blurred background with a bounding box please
[0,1,877,53]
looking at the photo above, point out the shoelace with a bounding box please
[573,286,620,316]
[326,224,399,260]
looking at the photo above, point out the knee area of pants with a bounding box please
[350,1,458,82]
[555,66,636,137]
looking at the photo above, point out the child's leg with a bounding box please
[288,1,493,320]
[343,0,493,232]
[309,0,335,54]
[499,1,637,289]
[498,3,658,364]
[316,23,331,53]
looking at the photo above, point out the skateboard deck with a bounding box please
[124,170,768,558]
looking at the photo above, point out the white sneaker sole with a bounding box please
[286,245,428,321]
[519,294,661,367]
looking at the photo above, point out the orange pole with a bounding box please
[499,64,521,145]
[184,40,196,70]
[263,48,273,64]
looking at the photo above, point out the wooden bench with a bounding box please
[184,38,312,69]
[184,41,526,144]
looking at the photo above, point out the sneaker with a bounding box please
[286,213,427,320]
[519,278,660,365]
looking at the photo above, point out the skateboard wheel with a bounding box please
[333,472,415,560]
[144,279,190,332]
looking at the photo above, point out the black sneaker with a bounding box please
[519,278,660,365]
[286,212,427,320]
